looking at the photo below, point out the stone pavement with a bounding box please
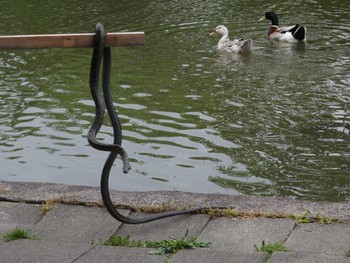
[1,181,350,263]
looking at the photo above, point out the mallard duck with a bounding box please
[210,25,253,53]
[259,12,306,42]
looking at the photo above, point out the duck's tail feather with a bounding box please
[240,38,253,53]
[288,24,306,41]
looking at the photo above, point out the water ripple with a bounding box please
[0,0,349,200]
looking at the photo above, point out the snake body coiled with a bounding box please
[88,23,204,224]
[88,23,130,172]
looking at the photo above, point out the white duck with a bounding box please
[259,12,306,42]
[210,25,253,53]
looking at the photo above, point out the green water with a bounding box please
[0,0,349,201]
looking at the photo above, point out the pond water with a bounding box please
[0,0,349,202]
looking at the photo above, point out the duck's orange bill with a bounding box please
[209,31,218,36]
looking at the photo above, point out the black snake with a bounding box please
[88,23,210,224]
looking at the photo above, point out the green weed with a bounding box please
[254,240,288,262]
[254,240,287,254]
[3,228,36,242]
[146,237,210,255]
[293,211,312,224]
[103,235,210,255]
[346,246,350,257]
[315,213,338,225]
[104,235,143,247]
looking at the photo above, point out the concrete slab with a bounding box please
[115,213,209,241]
[2,182,350,263]
[74,246,167,263]
[285,223,350,256]
[269,252,350,263]
[198,218,295,252]
[2,181,350,221]
[169,250,266,263]
[0,239,92,263]
[0,201,41,233]
[31,204,129,243]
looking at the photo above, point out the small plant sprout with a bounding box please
[103,235,210,255]
[254,240,288,263]
[254,240,288,254]
[294,210,312,224]
[346,246,350,257]
[315,213,337,225]
[146,237,210,255]
[103,235,143,247]
[3,228,36,242]
[40,200,55,216]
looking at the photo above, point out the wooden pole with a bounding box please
[0,32,145,50]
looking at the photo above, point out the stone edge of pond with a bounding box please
[1,180,349,221]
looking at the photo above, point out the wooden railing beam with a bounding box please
[0,32,145,50]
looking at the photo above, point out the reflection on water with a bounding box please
[0,0,349,201]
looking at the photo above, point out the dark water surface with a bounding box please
[1,0,349,201]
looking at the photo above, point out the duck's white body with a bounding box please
[210,25,252,53]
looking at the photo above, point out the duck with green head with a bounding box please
[259,11,306,42]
